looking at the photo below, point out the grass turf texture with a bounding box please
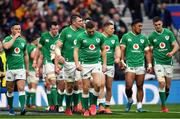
[0,104,180,118]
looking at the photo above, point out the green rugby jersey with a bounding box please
[75,31,105,64]
[39,32,59,64]
[59,26,84,62]
[120,32,149,67]
[3,35,27,70]
[148,28,176,65]
[103,34,119,66]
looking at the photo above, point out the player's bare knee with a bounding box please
[47,72,56,81]
[7,86,14,92]
[18,86,25,92]
[159,82,165,89]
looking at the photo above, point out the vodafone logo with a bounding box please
[133,44,139,50]
[89,44,95,50]
[14,47,20,54]
[159,42,166,49]
[105,45,110,51]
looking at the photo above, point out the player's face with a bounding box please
[105,25,115,35]
[50,25,59,36]
[11,25,21,35]
[86,28,95,36]
[133,23,143,35]
[74,17,83,28]
[154,20,163,32]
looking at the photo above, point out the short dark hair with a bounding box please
[152,16,162,23]
[50,21,58,27]
[103,21,114,28]
[11,22,20,28]
[131,19,142,26]
[85,20,95,29]
[70,14,81,23]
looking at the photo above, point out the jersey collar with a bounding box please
[155,28,164,35]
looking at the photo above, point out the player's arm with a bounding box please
[166,41,179,57]
[24,49,29,74]
[114,45,121,64]
[33,43,42,67]
[101,44,107,73]
[55,40,64,64]
[74,47,82,71]
[3,33,21,49]
[119,44,126,69]
[145,46,153,73]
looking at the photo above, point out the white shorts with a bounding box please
[6,69,26,81]
[81,63,102,79]
[64,62,81,82]
[154,64,173,79]
[104,65,115,78]
[125,66,145,75]
[43,63,55,79]
[27,71,39,84]
[57,67,65,81]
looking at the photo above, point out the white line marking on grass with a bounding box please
[112,109,180,114]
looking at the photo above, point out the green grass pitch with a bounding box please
[0,104,180,118]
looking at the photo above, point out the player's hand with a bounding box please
[76,64,83,71]
[119,60,126,70]
[102,64,107,73]
[114,58,120,64]
[55,65,61,74]
[166,52,174,57]
[146,63,153,74]
[13,33,21,40]
[26,70,29,78]
[57,55,65,64]
[35,68,39,77]
[32,62,37,69]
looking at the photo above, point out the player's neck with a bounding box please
[102,32,110,37]
[70,25,77,31]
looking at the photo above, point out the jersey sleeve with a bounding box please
[2,36,11,44]
[75,35,82,48]
[100,33,105,47]
[148,34,153,47]
[39,34,45,46]
[169,30,176,44]
[144,36,150,51]
[59,29,66,44]
[114,35,120,47]
[120,34,127,47]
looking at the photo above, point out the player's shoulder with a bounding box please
[112,34,119,39]
[61,26,71,32]
[41,31,49,37]
[163,28,173,34]
[122,32,131,39]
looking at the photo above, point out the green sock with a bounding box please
[51,87,58,105]
[89,92,93,105]
[26,92,30,106]
[31,93,36,106]
[65,93,72,108]
[19,94,26,109]
[82,97,89,110]
[159,92,166,106]
[47,91,53,106]
[73,91,79,107]
[92,94,98,105]
[79,91,82,103]
[7,95,13,109]
[58,91,64,106]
